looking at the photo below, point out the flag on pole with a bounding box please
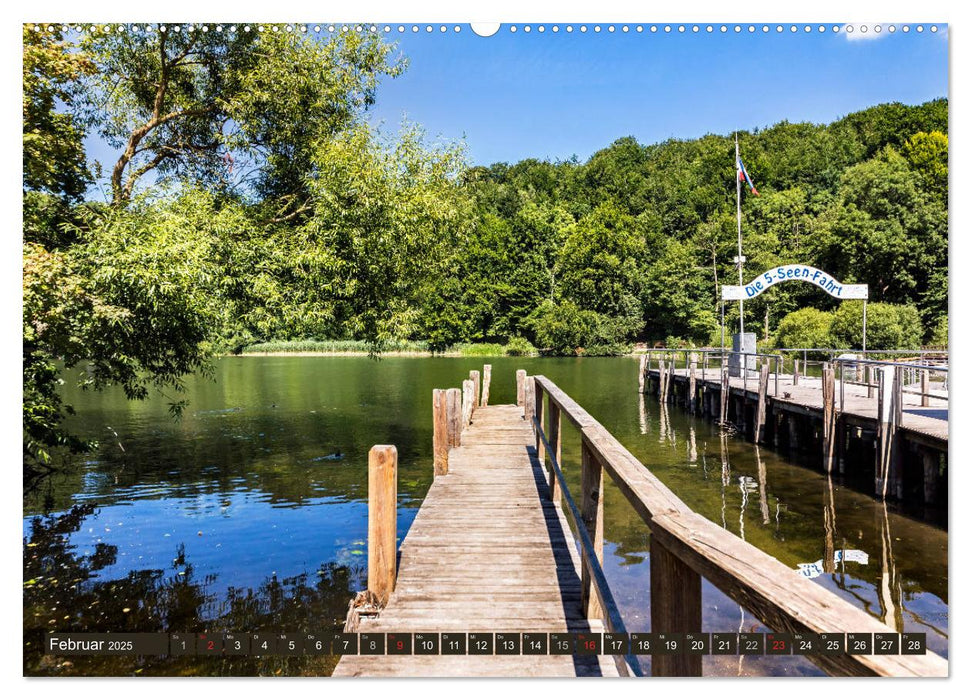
[737,157,759,196]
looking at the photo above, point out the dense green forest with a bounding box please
[23,26,948,473]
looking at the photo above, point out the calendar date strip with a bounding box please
[44,631,928,657]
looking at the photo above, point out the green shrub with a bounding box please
[454,343,505,357]
[527,299,638,356]
[773,308,834,351]
[241,339,429,354]
[503,336,537,356]
[829,301,922,350]
[929,315,948,347]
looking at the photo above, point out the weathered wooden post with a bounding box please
[482,364,492,407]
[462,379,475,426]
[445,387,462,447]
[548,401,562,503]
[469,370,481,409]
[921,367,930,407]
[787,414,801,452]
[922,448,941,506]
[822,364,836,473]
[638,354,647,394]
[755,361,770,443]
[579,438,604,621]
[688,353,697,413]
[367,445,397,605]
[657,360,666,403]
[876,366,901,499]
[891,367,904,499]
[793,359,800,386]
[719,367,729,424]
[668,360,676,405]
[516,369,527,408]
[432,389,449,477]
[524,376,536,423]
[650,534,702,676]
[534,378,546,461]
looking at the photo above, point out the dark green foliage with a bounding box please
[22,23,948,474]
[527,300,636,356]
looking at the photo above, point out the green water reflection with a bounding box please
[23,357,947,676]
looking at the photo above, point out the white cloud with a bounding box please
[841,24,891,40]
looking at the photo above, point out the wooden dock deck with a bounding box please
[664,367,948,443]
[333,403,620,677]
[642,354,947,507]
[334,368,946,678]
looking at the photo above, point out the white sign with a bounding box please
[795,549,870,579]
[721,264,869,301]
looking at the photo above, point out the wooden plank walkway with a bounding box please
[670,368,948,443]
[333,404,620,677]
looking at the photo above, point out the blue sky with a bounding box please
[81,23,948,186]
[362,24,948,166]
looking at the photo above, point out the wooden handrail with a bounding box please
[531,414,642,677]
[530,374,947,678]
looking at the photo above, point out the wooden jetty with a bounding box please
[334,368,947,678]
[334,368,620,676]
[640,352,947,508]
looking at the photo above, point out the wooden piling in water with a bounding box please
[688,354,697,413]
[822,364,836,474]
[876,366,902,499]
[462,379,475,426]
[469,370,481,409]
[788,414,801,452]
[481,364,492,406]
[667,360,676,405]
[432,389,449,477]
[516,369,527,408]
[922,449,940,506]
[657,360,666,402]
[719,367,729,424]
[524,375,536,422]
[367,445,397,606]
[446,387,462,447]
[793,359,800,386]
[755,361,769,443]
[638,354,647,394]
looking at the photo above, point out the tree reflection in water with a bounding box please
[24,504,360,676]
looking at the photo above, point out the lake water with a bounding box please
[23,356,948,676]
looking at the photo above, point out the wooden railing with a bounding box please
[527,373,947,678]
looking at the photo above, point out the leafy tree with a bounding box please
[23,26,93,201]
[814,149,946,314]
[773,308,834,350]
[557,201,645,320]
[80,25,403,208]
[23,26,94,248]
[287,123,471,345]
[902,131,948,201]
[829,301,922,350]
[642,238,718,343]
[526,300,635,356]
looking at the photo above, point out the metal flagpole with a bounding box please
[735,133,744,337]
[862,299,868,354]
